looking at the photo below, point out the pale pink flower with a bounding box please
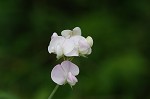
[51,61,79,86]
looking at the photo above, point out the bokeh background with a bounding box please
[0,0,150,99]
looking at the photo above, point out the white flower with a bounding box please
[48,27,93,59]
[48,33,65,59]
[51,61,79,86]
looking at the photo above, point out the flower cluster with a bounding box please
[48,27,93,86]
[48,27,93,59]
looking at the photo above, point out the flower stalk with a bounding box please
[48,85,59,99]
[47,27,93,99]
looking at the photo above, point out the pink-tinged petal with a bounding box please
[72,27,81,36]
[67,72,78,86]
[51,32,58,39]
[61,61,79,76]
[62,39,75,56]
[78,40,90,54]
[51,64,66,85]
[61,30,72,38]
[70,35,85,45]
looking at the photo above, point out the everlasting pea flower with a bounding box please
[48,33,65,59]
[48,27,93,59]
[51,61,79,86]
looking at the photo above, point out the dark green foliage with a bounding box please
[0,0,150,99]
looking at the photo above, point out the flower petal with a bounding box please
[55,44,63,59]
[48,36,65,54]
[72,27,81,36]
[51,32,58,39]
[61,30,72,38]
[87,48,92,55]
[86,36,93,47]
[67,72,78,86]
[51,64,66,85]
[64,46,79,56]
[61,61,79,76]
[48,46,55,54]
[78,39,90,54]
[62,39,76,56]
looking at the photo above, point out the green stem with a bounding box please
[69,57,74,61]
[48,85,59,99]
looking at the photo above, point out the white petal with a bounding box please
[48,36,65,54]
[62,39,75,56]
[61,30,72,38]
[70,35,84,45]
[67,72,78,86]
[64,46,79,56]
[72,27,81,36]
[51,32,58,39]
[61,61,79,76]
[48,45,54,53]
[78,39,90,54]
[51,65,66,85]
[87,48,92,55]
[55,44,63,59]
[86,36,93,47]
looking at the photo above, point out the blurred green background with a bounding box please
[0,0,150,99]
